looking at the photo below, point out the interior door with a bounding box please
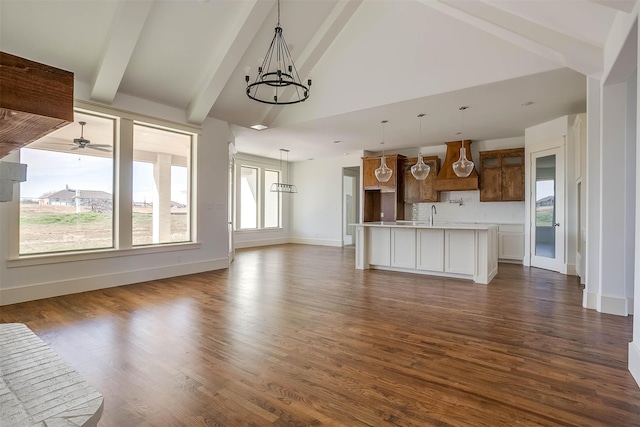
[530,146,565,272]
[343,167,359,245]
[228,149,235,264]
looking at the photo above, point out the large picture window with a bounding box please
[132,124,192,246]
[16,106,196,257]
[19,112,115,254]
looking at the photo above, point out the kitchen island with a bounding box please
[354,221,498,284]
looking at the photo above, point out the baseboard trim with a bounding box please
[598,294,629,316]
[0,258,228,306]
[583,290,597,309]
[630,341,640,387]
[234,237,288,249]
[288,237,343,247]
[628,297,634,315]
[567,263,577,276]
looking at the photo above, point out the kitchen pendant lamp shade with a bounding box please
[375,157,393,182]
[411,114,430,180]
[453,106,474,178]
[270,149,297,193]
[411,153,430,180]
[375,120,393,183]
[245,0,311,105]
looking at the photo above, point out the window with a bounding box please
[235,160,282,231]
[264,170,280,228]
[16,106,196,257]
[19,112,115,254]
[239,166,258,229]
[132,124,192,245]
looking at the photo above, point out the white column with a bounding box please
[631,29,640,386]
[584,77,601,310]
[153,154,172,243]
[598,81,630,316]
[117,118,134,249]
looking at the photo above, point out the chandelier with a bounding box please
[411,113,430,180]
[245,0,311,105]
[453,106,474,178]
[271,149,297,193]
[375,120,393,183]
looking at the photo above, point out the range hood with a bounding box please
[434,140,479,191]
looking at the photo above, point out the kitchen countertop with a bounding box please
[355,221,498,230]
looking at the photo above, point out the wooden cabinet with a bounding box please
[363,154,404,190]
[404,156,440,203]
[363,154,406,222]
[479,148,525,202]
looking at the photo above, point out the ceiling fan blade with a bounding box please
[88,146,112,153]
[70,146,80,151]
[88,144,113,148]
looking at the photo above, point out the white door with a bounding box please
[530,146,565,272]
[343,167,359,246]
[228,149,235,264]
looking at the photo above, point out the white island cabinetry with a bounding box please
[356,222,498,284]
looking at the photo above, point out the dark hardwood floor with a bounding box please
[1,244,639,426]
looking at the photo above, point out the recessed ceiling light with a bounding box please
[333,140,341,144]
[521,101,534,106]
[250,124,268,131]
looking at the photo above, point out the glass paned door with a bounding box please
[530,145,564,273]
[534,155,556,258]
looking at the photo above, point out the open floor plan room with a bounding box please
[1,244,638,426]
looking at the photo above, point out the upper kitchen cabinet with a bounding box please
[363,154,405,191]
[479,148,525,202]
[0,52,74,159]
[404,155,440,203]
[362,154,406,222]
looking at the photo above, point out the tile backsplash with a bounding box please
[409,191,525,224]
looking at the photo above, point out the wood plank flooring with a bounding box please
[1,244,639,426]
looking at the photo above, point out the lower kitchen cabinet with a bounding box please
[417,229,444,272]
[444,229,475,275]
[368,227,390,266]
[498,224,524,262]
[391,228,416,269]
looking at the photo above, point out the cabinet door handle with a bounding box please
[553,223,560,227]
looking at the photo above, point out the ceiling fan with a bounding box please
[71,121,112,152]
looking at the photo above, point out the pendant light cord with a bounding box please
[277,0,280,26]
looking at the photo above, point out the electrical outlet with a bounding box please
[380,212,384,218]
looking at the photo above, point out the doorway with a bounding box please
[343,167,360,246]
[530,143,565,272]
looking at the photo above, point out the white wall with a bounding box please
[0,93,230,305]
[289,153,363,246]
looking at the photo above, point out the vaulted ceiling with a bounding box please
[1,0,636,160]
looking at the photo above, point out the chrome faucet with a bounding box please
[429,204,437,225]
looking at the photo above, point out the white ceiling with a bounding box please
[1,0,636,161]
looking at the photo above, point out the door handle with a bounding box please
[553,223,560,227]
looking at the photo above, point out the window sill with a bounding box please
[7,242,202,268]
[234,228,283,233]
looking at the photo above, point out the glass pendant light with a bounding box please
[411,113,430,180]
[375,120,393,183]
[452,106,474,178]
